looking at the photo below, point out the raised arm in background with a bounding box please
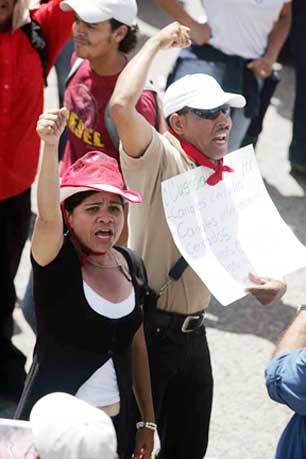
[156,0,211,45]
[247,2,292,78]
[31,108,67,266]
[109,22,191,158]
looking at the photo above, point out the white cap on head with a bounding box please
[30,392,117,459]
[163,73,246,118]
[60,0,137,26]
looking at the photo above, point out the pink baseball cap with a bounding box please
[60,151,142,204]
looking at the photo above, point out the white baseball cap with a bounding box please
[30,392,117,459]
[60,0,137,26]
[163,73,246,118]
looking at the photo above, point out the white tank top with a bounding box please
[75,282,135,408]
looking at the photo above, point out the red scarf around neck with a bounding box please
[169,128,234,186]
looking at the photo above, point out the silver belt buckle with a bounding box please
[181,313,205,333]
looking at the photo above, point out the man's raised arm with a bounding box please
[109,22,191,158]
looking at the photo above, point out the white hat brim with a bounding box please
[224,92,246,108]
[186,92,246,111]
[60,0,111,23]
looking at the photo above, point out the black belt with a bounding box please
[147,256,205,333]
[154,308,205,334]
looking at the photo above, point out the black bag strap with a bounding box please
[22,18,48,87]
[104,79,161,151]
[114,246,149,306]
[159,256,189,296]
[168,256,188,280]
[116,247,188,301]
[104,102,121,151]
[65,57,84,85]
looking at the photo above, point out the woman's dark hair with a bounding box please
[64,190,124,214]
[110,19,138,54]
[64,190,98,214]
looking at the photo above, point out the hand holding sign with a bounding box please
[245,273,287,305]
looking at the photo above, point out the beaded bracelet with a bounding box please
[136,421,157,431]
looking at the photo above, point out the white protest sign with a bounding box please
[161,145,306,305]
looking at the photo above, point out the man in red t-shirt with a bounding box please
[0,0,73,401]
[59,0,160,172]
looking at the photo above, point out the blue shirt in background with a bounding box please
[265,348,306,459]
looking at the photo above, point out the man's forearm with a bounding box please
[111,36,161,112]
[110,23,190,159]
[265,5,291,63]
[156,0,195,28]
[273,310,306,357]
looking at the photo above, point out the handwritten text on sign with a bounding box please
[162,145,306,305]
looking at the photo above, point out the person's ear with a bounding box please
[112,24,128,44]
[67,211,74,229]
[169,113,185,136]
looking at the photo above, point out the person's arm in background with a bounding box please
[156,0,211,45]
[273,309,306,357]
[32,109,67,266]
[265,309,306,415]
[247,2,292,79]
[110,22,191,158]
[34,0,74,73]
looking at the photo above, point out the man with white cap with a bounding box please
[110,23,287,458]
[30,392,117,459]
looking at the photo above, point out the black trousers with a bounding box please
[289,61,306,166]
[0,188,31,396]
[148,314,213,459]
[288,0,306,166]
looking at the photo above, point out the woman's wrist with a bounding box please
[136,421,157,431]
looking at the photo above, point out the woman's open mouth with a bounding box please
[95,230,113,240]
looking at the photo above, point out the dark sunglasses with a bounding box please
[184,104,231,120]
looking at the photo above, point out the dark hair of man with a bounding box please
[110,19,138,53]
[166,107,190,127]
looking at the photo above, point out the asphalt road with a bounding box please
[7,2,306,458]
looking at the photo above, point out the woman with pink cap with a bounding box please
[15,108,155,459]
